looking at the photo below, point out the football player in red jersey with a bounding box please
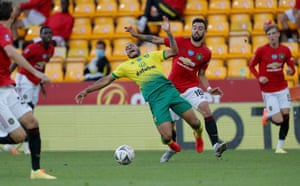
[0,1,55,179]
[4,26,55,155]
[126,17,227,162]
[249,23,296,154]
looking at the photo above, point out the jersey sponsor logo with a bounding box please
[136,65,156,76]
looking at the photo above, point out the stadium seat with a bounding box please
[206,65,227,80]
[231,0,254,14]
[68,39,89,49]
[206,36,226,46]
[111,38,134,61]
[66,47,89,63]
[74,0,95,4]
[95,1,117,17]
[227,58,250,79]
[209,59,225,67]
[252,13,274,35]
[277,0,295,13]
[24,25,41,41]
[207,43,228,60]
[64,62,85,82]
[117,0,141,17]
[70,24,92,40]
[52,46,67,61]
[73,3,95,18]
[184,0,208,16]
[254,0,278,14]
[282,42,299,57]
[228,35,252,59]
[230,13,252,33]
[45,62,64,82]
[207,14,229,37]
[252,35,268,52]
[115,17,137,38]
[208,0,231,15]
[159,21,184,37]
[74,17,92,26]
[92,17,115,39]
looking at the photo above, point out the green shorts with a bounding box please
[147,84,192,126]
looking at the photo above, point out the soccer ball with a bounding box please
[114,145,135,165]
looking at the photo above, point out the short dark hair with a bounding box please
[96,40,106,49]
[40,26,52,34]
[0,1,13,21]
[264,24,279,34]
[192,18,207,30]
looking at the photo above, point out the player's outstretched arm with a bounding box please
[75,74,115,104]
[161,16,178,58]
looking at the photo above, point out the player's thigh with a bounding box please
[16,74,38,104]
[278,88,292,110]
[262,93,280,116]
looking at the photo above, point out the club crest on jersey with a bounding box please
[271,54,278,60]
[187,50,194,56]
[279,53,285,60]
[196,54,203,61]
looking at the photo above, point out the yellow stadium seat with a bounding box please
[74,0,94,4]
[282,42,299,57]
[115,17,137,38]
[206,65,227,80]
[205,36,226,46]
[278,0,295,13]
[52,46,67,61]
[95,1,117,17]
[64,62,85,82]
[254,0,278,14]
[67,47,89,63]
[209,59,225,67]
[208,0,231,15]
[207,14,229,37]
[252,35,269,52]
[227,64,250,79]
[117,0,141,17]
[228,35,252,58]
[45,62,64,82]
[111,38,134,61]
[252,13,274,35]
[74,17,92,26]
[70,24,92,40]
[230,13,252,33]
[184,0,208,16]
[68,39,89,49]
[159,21,184,37]
[24,26,41,41]
[231,0,254,14]
[207,43,228,59]
[73,3,95,18]
[92,17,115,39]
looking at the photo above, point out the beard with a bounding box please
[192,34,204,42]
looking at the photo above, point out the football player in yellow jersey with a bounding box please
[75,16,204,155]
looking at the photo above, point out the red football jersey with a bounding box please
[164,37,211,93]
[249,43,295,92]
[20,0,52,18]
[18,41,54,85]
[0,24,15,86]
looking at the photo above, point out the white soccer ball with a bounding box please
[114,145,135,165]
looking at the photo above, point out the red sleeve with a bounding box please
[249,48,261,78]
[285,48,296,75]
[20,0,40,10]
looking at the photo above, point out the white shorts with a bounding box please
[0,86,32,134]
[22,9,46,28]
[285,9,296,23]
[262,88,291,117]
[15,73,41,105]
[170,87,207,121]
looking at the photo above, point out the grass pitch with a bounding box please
[1,149,300,186]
